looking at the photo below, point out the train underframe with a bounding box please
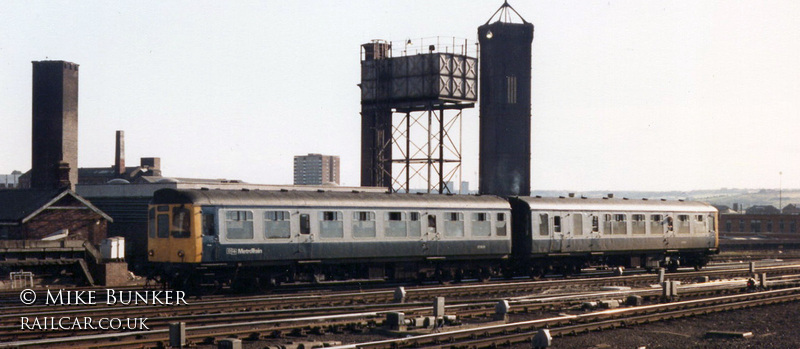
[149,250,716,292]
[149,257,509,292]
[521,249,715,278]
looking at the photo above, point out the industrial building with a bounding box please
[293,153,340,185]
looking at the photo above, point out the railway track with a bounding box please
[3,265,800,348]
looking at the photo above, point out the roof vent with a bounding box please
[241,188,250,192]
[317,189,325,193]
[661,199,667,201]
[568,193,575,198]
[642,198,648,201]
[602,197,608,200]
[679,199,685,202]
[535,195,542,198]
[607,193,614,199]
[200,187,209,191]
[280,189,288,192]
[352,190,360,193]
[581,196,587,199]
[623,197,629,200]
[559,196,565,199]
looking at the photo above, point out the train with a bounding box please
[146,188,718,290]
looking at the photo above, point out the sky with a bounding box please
[1,1,799,192]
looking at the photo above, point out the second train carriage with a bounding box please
[510,196,719,276]
[147,188,513,288]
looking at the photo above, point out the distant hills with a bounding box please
[530,189,800,210]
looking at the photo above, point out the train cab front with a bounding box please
[147,203,203,266]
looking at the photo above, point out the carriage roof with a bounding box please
[152,188,511,210]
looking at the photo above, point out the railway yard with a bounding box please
[3,244,800,349]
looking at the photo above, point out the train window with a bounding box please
[677,215,690,234]
[157,214,169,238]
[603,214,613,234]
[427,215,437,229]
[591,216,599,232]
[611,214,627,235]
[472,212,491,237]
[408,212,421,237]
[553,216,561,233]
[385,212,407,237]
[353,211,376,238]
[320,211,343,238]
[171,207,191,238]
[300,214,310,235]
[631,214,646,234]
[202,213,216,236]
[444,212,464,237]
[539,214,549,236]
[496,213,507,236]
[667,216,674,231]
[572,214,583,235]
[264,211,291,239]
[148,208,156,238]
[157,205,169,212]
[650,215,663,234]
[225,210,254,240]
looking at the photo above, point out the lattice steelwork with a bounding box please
[389,103,471,194]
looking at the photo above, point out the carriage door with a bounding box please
[296,212,313,258]
[550,213,563,253]
[201,207,218,260]
[423,213,438,255]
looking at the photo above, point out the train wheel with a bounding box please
[478,268,492,283]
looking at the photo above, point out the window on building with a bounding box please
[226,211,254,240]
[506,76,517,104]
[264,211,291,239]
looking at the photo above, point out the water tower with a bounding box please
[478,2,533,196]
[360,38,477,193]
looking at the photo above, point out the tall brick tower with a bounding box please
[31,61,79,190]
[478,2,533,197]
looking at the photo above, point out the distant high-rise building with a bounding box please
[294,154,340,185]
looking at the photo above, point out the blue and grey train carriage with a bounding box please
[509,196,719,276]
[147,188,512,289]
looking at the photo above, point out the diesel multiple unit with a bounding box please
[147,188,718,290]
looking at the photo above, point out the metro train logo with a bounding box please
[225,248,263,256]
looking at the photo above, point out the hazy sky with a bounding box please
[1,1,798,191]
